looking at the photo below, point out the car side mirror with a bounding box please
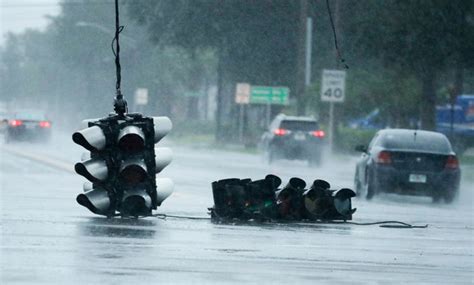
[355,145,368,153]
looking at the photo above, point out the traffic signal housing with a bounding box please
[211,175,281,220]
[275,177,306,220]
[210,176,356,222]
[73,114,173,217]
[302,180,356,221]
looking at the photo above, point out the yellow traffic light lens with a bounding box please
[121,165,147,184]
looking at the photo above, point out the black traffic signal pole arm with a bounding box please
[112,0,127,117]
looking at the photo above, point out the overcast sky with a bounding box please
[0,0,60,46]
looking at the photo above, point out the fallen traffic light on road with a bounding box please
[74,114,173,217]
[210,175,356,222]
[275,177,306,220]
[303,180,356,220]
[211,175,280,220]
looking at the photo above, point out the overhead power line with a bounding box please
[1,1,120,8]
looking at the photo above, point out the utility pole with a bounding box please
[295,0,308,115]
[305,17,313,88]
[328,0,341,153]
[215,46,224,143]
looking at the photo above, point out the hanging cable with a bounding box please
[112,0,127,117]
[325,0,349,69]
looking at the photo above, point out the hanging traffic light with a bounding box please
[72,0,175,217]
[74,114,173,217]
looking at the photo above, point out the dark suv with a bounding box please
[260,114,325,166]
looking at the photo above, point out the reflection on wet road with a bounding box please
[1,135,473,283]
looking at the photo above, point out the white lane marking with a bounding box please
[0,145,197,199]
[1,145,74,174]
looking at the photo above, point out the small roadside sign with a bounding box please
[235,83,251,104]
[134,88,148,105]
[321,69,346,103]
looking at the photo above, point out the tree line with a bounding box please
[0,0,472,141]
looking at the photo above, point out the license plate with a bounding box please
[25,124,36,130]
[294,133,306,141]
[409,174,427,183]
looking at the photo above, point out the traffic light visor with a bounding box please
[73,126,106,151]
[121,188,152,216]
[155,147,172,173]
[155,178,174,205]
[118,125,145,152]
[75,159,108,182]
[76,188,110,215]
[153,117,172,143]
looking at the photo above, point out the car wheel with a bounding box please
[265,145,276,165]
[443,191,457,204]
[366,169,376,200]
[308,153,321,167]
[431,193,442,203]
[354,170,363,197]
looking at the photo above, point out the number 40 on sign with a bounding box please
[321,69,346,103]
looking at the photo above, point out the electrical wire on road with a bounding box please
[152,214,428,229]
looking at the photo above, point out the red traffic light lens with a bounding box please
[118,134,145,152]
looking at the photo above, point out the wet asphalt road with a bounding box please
[1,133,473,284]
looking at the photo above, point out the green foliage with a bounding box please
[344,0,474,129]
[334,127,377,154]
[1,0,473,137]
[170,119,216,147]
[460,155,474,166]
[0,0,217,127]
[127,0,301,91]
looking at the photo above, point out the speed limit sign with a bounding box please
[321,69,346,103]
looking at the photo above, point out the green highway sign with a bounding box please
[249,86,289,105]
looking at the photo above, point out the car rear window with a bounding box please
[280,120,319,131]
[379,131,452,153]
[11,111,46,121]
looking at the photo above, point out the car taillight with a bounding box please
[376,151,392,164]
[311,130,325,138]
[9,120,23,127]
[39,121,51,128]
[274,128,288,136]
[445,155,459,169]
